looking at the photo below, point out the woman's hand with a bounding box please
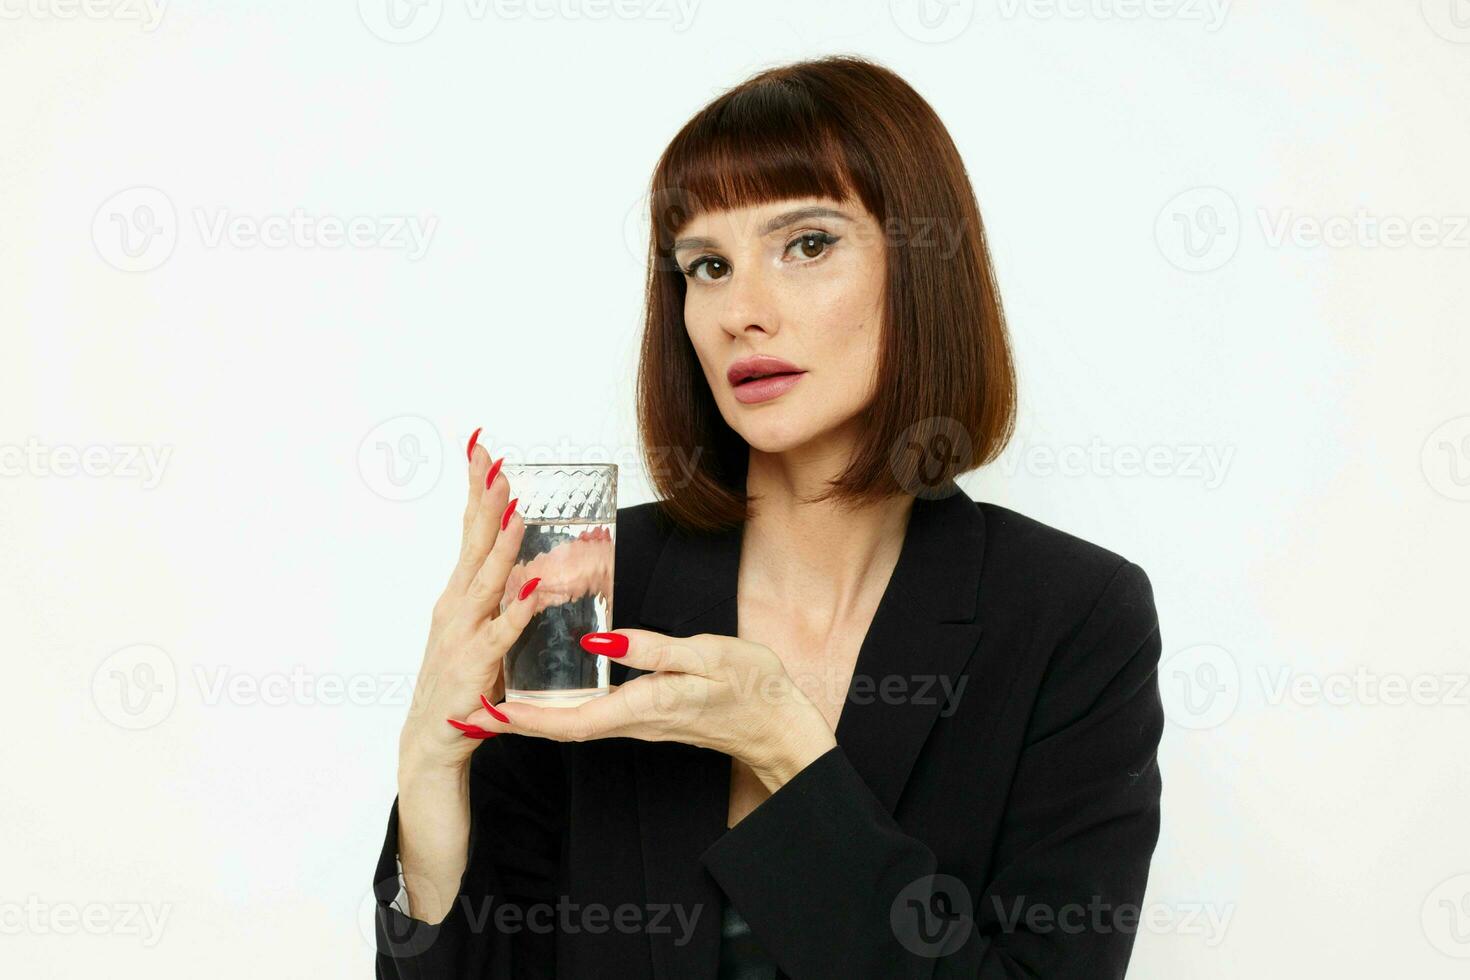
[397,437,541,775]
[473,629,840,790]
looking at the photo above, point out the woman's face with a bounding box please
[671,195,887,456]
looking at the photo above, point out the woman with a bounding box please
[373,54,1164,979]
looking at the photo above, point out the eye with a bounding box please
[681,255,730,282]
[785,231,838,263]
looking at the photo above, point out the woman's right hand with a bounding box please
[398,434,539,775]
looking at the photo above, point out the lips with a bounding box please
[726,355,805,387]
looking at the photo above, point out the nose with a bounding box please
[714,260,779,339]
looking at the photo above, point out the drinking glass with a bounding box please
[498,463,616,706]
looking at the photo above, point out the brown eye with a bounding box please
[686,257,729,282]
[786,231,837,262]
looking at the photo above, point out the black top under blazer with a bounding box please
[373,482,1166,979]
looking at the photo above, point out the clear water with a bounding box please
[502,517,613,706]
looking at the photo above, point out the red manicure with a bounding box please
[466,427,482,462]
[518,577,541,601]
[446,717,495,739]
[480,694,510,724]
[501,497,519,530]
[485,456,503,491]
[579,632,627,657]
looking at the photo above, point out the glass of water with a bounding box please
[498,463,616,706]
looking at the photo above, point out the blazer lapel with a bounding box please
[621,482,986,980]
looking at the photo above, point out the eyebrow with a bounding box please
[671,206,853,253]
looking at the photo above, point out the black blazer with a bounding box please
[373,483,1165,979]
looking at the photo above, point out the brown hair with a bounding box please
[636,54,1016,534]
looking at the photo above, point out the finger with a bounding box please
[494,687,633,743]
[447,457,510,600]
[455,693,516,738]
[463,566,540,665]
[577,628,713,676]
[460,428,487,540]
[461,501,526,621]
[459,433,505,549]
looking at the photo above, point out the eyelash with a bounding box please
[680,231,840,282]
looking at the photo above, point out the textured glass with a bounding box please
[498,464,616,706]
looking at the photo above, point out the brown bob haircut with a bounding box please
[636,54,1016,534]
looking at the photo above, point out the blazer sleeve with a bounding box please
[372,733,567,979]
[698,561,1165,979]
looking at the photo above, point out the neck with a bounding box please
[740,443,916,631]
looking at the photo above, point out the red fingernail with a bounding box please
[501,497,519,530]
[480,694,510,724]
[518,577,541,601]
[485,456,503,491]
[466,427,482,462]
[579,632,627,657]
[446,718,495,739]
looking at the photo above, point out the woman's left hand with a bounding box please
[475,629,838,789]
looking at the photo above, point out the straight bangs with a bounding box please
[648,86,881,256]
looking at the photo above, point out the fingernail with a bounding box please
[480,694,510,724]
[485,456,503,491]
[466,427,482,462]
[501,497,519,530]
[517,576,541,601]
[579,632,627,657]
[446,717,495,739]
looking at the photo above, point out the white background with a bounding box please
[3,1,1468,975]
